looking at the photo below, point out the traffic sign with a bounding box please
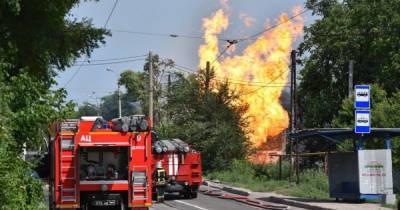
[355,110,371,134]
[354,85,370,109]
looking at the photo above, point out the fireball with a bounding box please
[198,5,304,162]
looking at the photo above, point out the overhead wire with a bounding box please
[71,58,145,66]
[110,29,228,41]
[170,65,289,88]
[209,8,310,65]
[75,54,147,63]
[104,0,119,27]
[237,9,309,42]
[63,0,120,88]
[240,69,290,96]
[173,63,288,85]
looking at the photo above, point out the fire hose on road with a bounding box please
[199,188,289,210]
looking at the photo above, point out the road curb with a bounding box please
[203,180,250,196]
[266,196,334,210]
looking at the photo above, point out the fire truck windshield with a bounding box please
[79,147,128,181]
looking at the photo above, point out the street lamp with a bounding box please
[106,68,122,118]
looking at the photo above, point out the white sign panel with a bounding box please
[354,85,370,108]
[358,149,393,194]
[355,110,371,133]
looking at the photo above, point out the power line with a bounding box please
[72,58,145,66]
[63,55,87,88]
[170,65,288,87]
[110,29,228,41]
[173,63,288,85]
[63,0,120,88]
[75,54,147,63]
[240,69,290,96]
[237,9,309,42]
[104,0,120,28]
[210,8,309,64]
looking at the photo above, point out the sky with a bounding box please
[55,0,314,105]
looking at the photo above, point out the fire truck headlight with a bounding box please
[162,147,167,152]
[156,147,162,153]
[184,181,188,186]
[101,184,108,191]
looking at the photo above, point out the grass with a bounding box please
[207,160,330,200]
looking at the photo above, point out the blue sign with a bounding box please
[355,110,371,134]
[354,85,370,109]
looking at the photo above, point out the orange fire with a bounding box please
[198,6,304,163]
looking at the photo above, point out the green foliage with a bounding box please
[0,0,108,207]
[0,141,45,210]
[98,91,142,120]
[117,56,175,122]
[111,58,250,172]
[208,160,329,199]
[333,85,400,168]
[157,71,250,172]
[72,102,98,118]
[119,71,146,103]
[298,0,400,127]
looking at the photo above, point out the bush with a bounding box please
[253,160,291,180]
[0,143,45,210]
[207,160,329,200]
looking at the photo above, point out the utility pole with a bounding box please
[289,50,297,183]
[118,82,122,118]
[290,50,297,134]
[149,51,154,125]
[348,60,354,97]
[205,61,211,92]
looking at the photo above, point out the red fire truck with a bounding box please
[151,138,202,202]
[49,116,152,210]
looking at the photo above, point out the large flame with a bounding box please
[198,6,304,163]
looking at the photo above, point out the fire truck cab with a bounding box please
[49,116,152,210]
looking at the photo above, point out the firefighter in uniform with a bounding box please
[153,161,166,202]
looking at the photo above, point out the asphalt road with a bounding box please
[150,193,264,210]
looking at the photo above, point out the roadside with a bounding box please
[207,160,398,209]
[207,160,330,200]
[204,180,394,210]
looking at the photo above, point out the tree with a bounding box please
[158,70,250,172]
[0,0,108,208]
[99,91,142,120]
[73,102,99,117]
[332,84,400,168]
[298,0,400,128]
[118,55,174,123]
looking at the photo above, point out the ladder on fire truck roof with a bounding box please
[59,119,79,204]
